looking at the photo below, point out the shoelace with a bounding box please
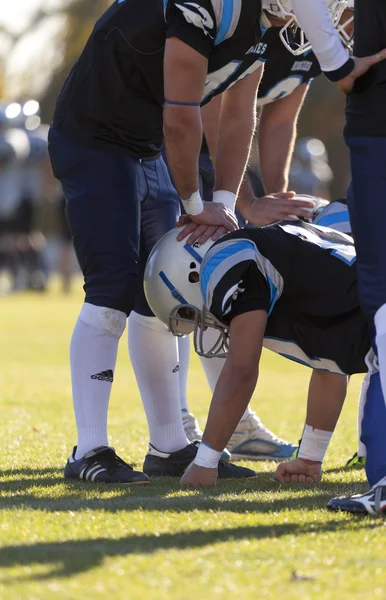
[92,448,134,473]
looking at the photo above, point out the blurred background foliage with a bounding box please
[0,0,350,198]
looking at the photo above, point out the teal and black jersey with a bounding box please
[201,221,370,375]
[53,0,264,158]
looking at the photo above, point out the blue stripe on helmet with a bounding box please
[159,271,188,304]
[184,244,203,264]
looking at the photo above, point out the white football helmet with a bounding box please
[262,0,351,56]
[144,228,230,358]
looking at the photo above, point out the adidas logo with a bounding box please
[91,370,114,382]
[173,365,180,373]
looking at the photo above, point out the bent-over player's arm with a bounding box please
[258,83,310,194]
[181,309,267,487]
[275,370,348,484]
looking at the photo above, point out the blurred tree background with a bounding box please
[0,0,350,198]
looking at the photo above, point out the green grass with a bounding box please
[1,279,385,600]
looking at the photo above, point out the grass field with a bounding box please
[1,279,385,600]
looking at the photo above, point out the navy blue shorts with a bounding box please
[49,128,179,316]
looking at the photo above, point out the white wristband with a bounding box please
[213,190,237,213]
[194,442,222,469]
[180,189,204,216]
[297,424,333,463]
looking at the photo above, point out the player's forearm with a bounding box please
[291,0,354,81]
[214,117,256,195]
[202,358,258,452]
[258,120,296,194]
[163,105,203,199]
[305,370,348,432]
[201,95,222,161]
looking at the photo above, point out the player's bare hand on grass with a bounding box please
[177,202,238,245]
[243,192,315,226]
[337,50,386,94]
[274,458,322,485]
[180,462,218,488]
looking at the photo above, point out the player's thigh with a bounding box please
[346,136,386,319]
[49,128,142,314]
[135,156,180,316]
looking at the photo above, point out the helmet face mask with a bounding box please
[263,0,352,56]
[169,303,230,358]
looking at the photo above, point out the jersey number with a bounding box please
[203,60,264,102]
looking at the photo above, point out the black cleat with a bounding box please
[327,479,386,515]
[64,446,150,484]
[143,441,257,479]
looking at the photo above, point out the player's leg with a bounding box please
[328,352,386,514]
[48,127,149,484]
[130,156,256,479]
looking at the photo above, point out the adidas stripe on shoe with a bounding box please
[64,446,150,484]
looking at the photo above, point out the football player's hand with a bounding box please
[176,202,238,245]
[274,458,322,484]
[243,192,315,226]
[180,462,218,488]
[337,50,386,94]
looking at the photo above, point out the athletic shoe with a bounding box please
[182,411,231,462]
[64,446,150,484]
[327,478,386,515]
[182,411,203,443]
[143,441,257,479]
[345,451,366,468]
[227,413,297,461]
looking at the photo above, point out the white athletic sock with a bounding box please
[128,311,189,453]
[178,335,191,413]
[71,303,127,459]
[199,328,254,425]
[374,303,386,410]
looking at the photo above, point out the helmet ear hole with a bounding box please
[188,271,200,283]
[190,262,196,269]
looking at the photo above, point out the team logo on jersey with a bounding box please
[175,2,214,38]
[222,281,245,316]
[291,60,313,72]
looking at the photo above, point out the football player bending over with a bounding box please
[144,218,382,498]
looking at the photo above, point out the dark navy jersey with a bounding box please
[53,0,264,158]
[346,0,386,137]
[201,221,369,375]
[256,27,321,106]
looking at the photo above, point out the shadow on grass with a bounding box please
[0,519,379,583]
[0,467,369,514]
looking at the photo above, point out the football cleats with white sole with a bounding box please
[64,446,150,484]
[227,413,297,461]
[327,478,386,515]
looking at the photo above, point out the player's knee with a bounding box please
[79,302,127,338]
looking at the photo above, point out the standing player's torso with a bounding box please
[53,0,265,156]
